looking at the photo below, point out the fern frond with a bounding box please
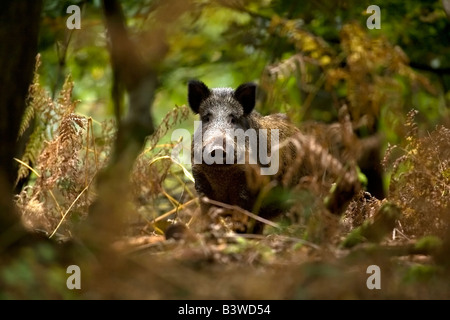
[15,125,45,186]
[265,53,305,80]
[18,104,35,138]
[57,74,76,115]
[59,113,86,144]
[145,105,190,153]
[18,53,43,139]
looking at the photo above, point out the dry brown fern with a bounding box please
[15,54,80,187]
[384,110,450,238]
[145,105,190,151]
[129,105,195,235]
[15,63,111,237]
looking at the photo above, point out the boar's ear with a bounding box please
[234,83,256,115]
[188,80,210,114]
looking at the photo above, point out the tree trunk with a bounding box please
[0,0,43,246]
[77,0,158,250]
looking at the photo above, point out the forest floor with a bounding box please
[81,198,448,300]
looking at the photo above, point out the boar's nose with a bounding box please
[209,146,226,160]
[203,144,227,164]
[202,135,229,165]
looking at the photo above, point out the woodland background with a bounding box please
[1,0,450,299]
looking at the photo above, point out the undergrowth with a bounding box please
[384,109,450,238]
[7,54,450,300]
[14,55,195,241]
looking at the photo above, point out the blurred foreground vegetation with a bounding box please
[1,0,450,299]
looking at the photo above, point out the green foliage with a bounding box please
[340,202,401,248]
[340,225,367,248]
[403,264,442,284]
[36,0,450,137]
[414,235,443,253]
[0,242,77,300]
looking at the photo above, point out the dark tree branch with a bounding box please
[78,0,191,252]
[78,0,164,250]
[410,61,450,75]
[103,0,157,160]
[102,0,149,90]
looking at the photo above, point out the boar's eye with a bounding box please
[229,115,238,124]
[201,113,211,123]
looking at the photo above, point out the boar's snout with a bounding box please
[203,136,227,164]
[201,128,238,165]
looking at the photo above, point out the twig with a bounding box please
[202,197,281,230]
[149,155,195,183]
[150,198,198,224]
[49,176,95,239]
[224,233,321,250]
[162,188,181,208]
[14,157,65,218]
